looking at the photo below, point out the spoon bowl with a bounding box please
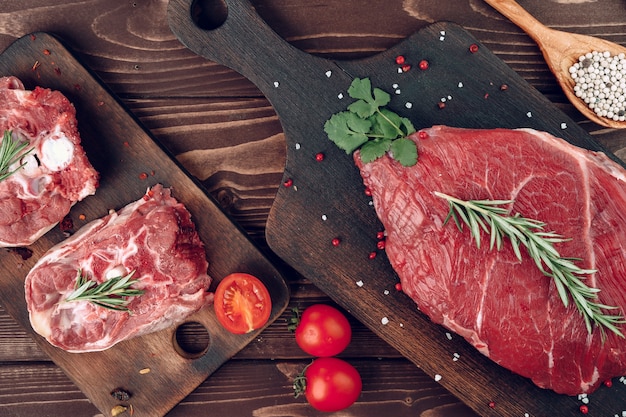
[484,0,626,129]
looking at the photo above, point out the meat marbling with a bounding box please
[24,184,213,353]
[355,125,626,395]
[0,76,98,247]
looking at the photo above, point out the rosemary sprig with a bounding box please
[64,269,144,312]
[0,130,33,182]
[435,191,625,339]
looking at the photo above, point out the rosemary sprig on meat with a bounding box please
[0,130,33,182]
[65,269,144,312]
[435,191,625,339]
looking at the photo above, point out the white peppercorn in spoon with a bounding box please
[484,0,626,128]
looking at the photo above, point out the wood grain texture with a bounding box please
[2,0,626,416]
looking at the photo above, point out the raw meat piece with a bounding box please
[0,76,99,247]
[24,184,213,352]
[355,125,626,395]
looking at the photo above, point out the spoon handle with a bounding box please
[483,0,553,44]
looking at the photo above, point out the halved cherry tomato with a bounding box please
[214,272,271,334]
[294,304,352,357]
[295,357,362,412]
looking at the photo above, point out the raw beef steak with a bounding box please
[0,76,98,247]
[355,125,626,395]
[24,184,213,352]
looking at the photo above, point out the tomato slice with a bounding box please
[214,273,272,334]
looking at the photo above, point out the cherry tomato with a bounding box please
[295,304,352,357]
[298,357,362,412]
[214,273,271,334]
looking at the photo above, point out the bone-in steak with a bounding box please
[24,184,213,352]
[355,125,626,395]
[0,76,99,247]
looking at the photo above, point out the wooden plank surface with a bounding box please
[2,1,626,416]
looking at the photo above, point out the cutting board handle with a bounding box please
[168,0,331,98]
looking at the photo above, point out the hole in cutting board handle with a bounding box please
[191,0,228,30]
[173,321,211,359]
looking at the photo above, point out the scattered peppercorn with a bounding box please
[138,172,149,180]
[579,404,589,414]
[43,49,51,55]
[376,231,385,240]
[368,251,377,260]
[401,64,412,72]
[395,55,406,65]
[110,388,131,402]
[315,152,325,162]
[395,282,402,291]
[331,237,341,247]
[418,131,429,140]
[283,178,293,187]
[364,187,372,197]
[500,84,509,91]
[488,401,495,409]
[469,43,479,53]
[376,240,386,250]
[437,102,446,109]
[418,60,429,70]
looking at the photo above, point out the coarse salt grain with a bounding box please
[560,122,568,129]
[383,289,390,295]
[395,89,401,94]
[321,214,327,221]
[405,102,413,109]
[458,82,464,88]
[381,317,389,325]
[338,93,344,99]
[325,70,332,78]
[452,353,460,361]
[434,374,442,382]
[273,81,279,88]
[526,111,533,118]
[356,280,364,287]
[295,143,301,150]
[445,332,452,340]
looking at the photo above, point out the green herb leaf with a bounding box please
[325,78,417,166]
[65,269,144,312]
[324,112,371,154]
[390,138,418,167]
[435,191,625,339]
[0,130,34,182]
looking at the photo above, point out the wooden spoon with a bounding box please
[484,0,626,128]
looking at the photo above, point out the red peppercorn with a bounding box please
[368,252,377,260]
[364,187,372,197]
[401,64,412,72]
[395,55,405,65]
[604,379,613,387]
[138,172,148,180]
[500,84,509,91]
[315,152,325,162]
[394,283,402,291]
[331,237,341,247]
[469,43,479,53]
[418,60,429,70]
[283,178,293,187]
[377,240,386,250]
[437,102,446,109]
[43,49,51,55]
[488,401,495,409]
[418,131,429,140]
[579,405,589,414]
[376,231,385,240]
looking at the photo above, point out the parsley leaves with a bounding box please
[324,78,417,166]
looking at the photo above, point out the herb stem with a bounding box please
[65,269,144,312]
[435,191,625,338]
[0,130,33,182]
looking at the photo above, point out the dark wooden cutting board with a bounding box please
[167,1,626,416]
[0,32,289,417]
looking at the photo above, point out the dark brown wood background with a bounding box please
[2,1,626,416]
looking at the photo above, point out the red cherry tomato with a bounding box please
[299,357,362,412]
[295,304,352,357]
[214,273,271,334]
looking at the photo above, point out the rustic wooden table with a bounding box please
[2,1,626,416]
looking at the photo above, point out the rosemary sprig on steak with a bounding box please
[0,130,33,182]
[435,191,625,338]
[65,269,144,312]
